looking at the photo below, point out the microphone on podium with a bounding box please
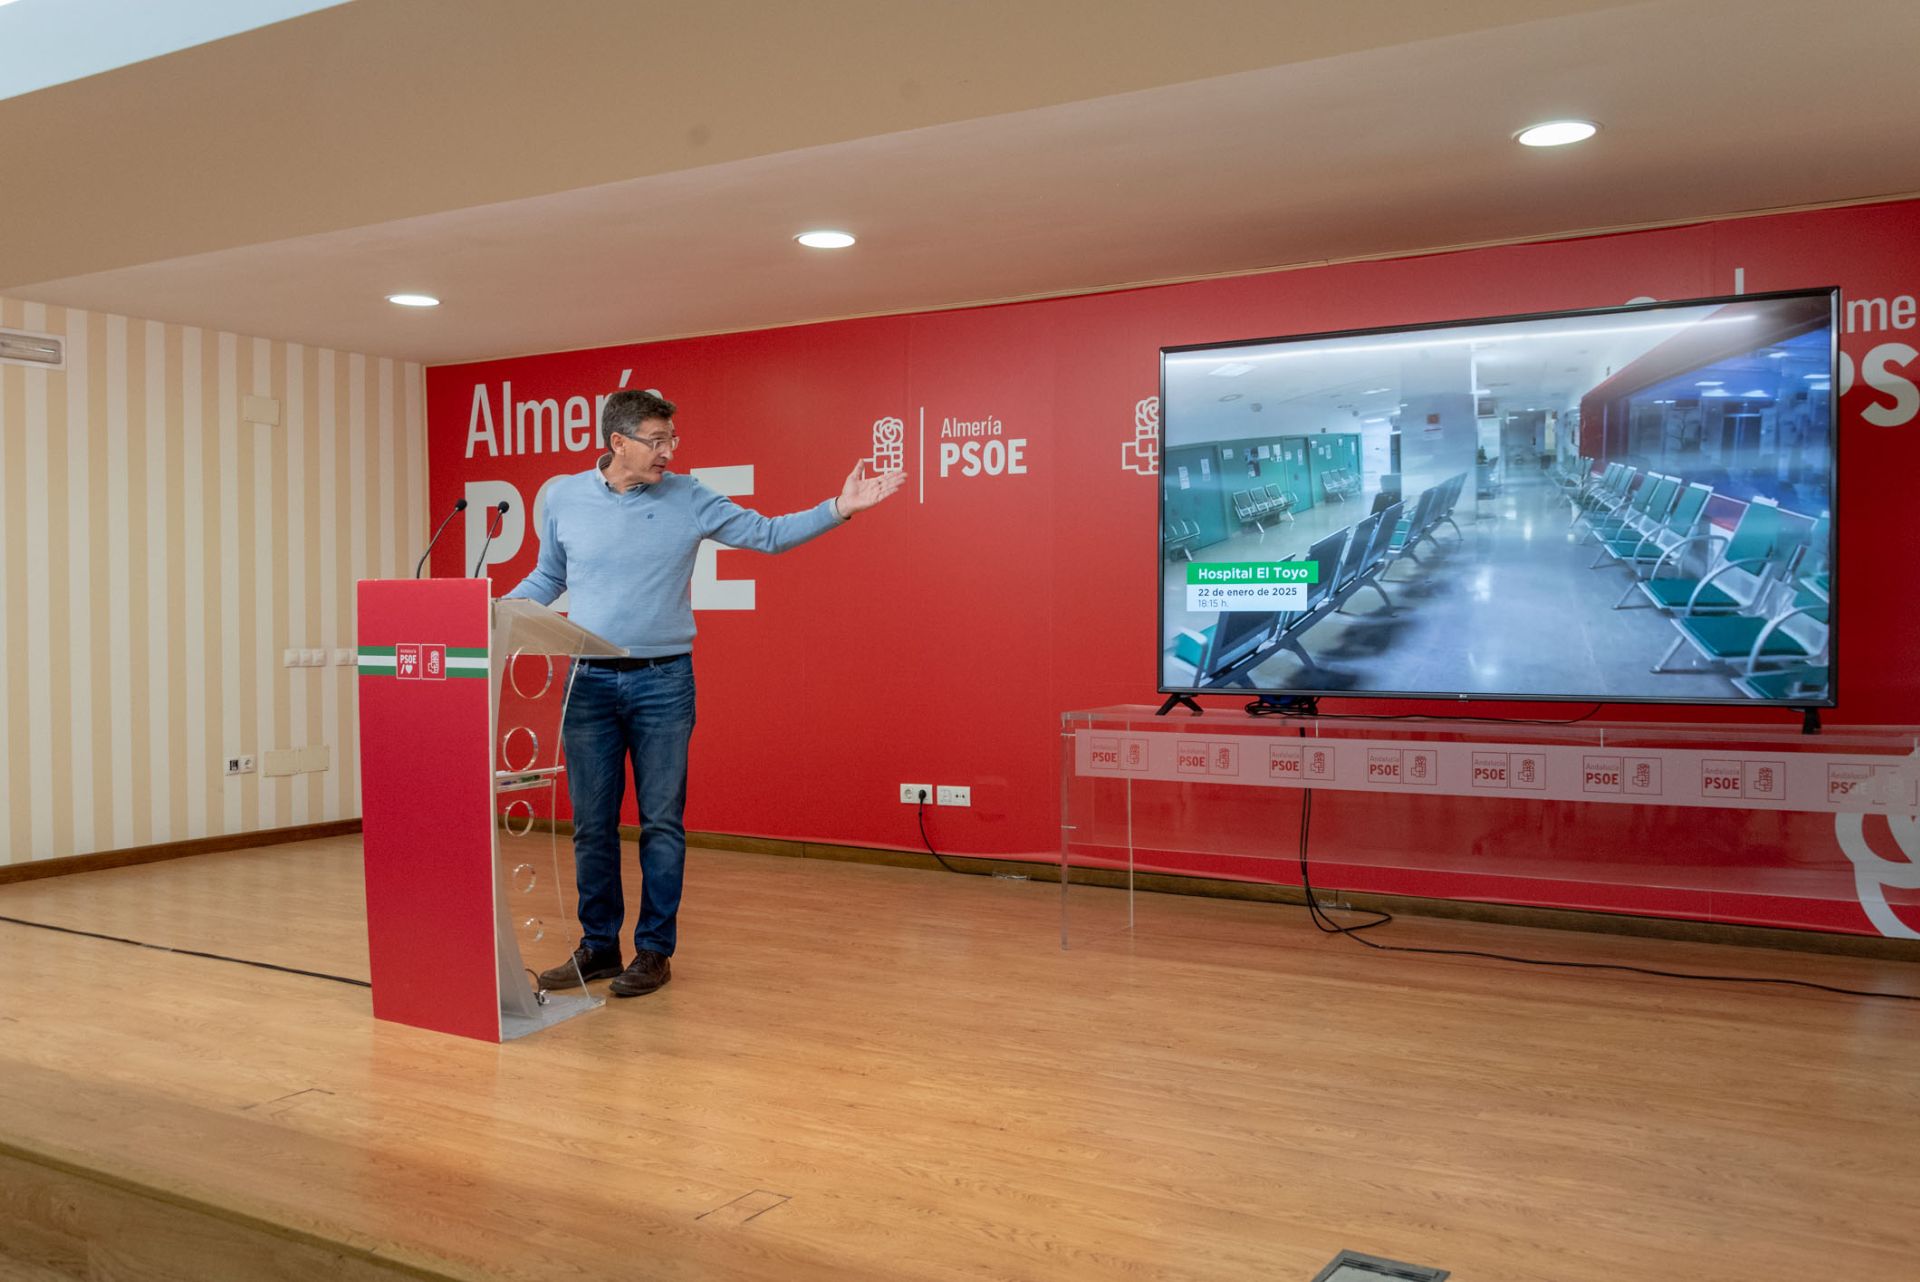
[414,498,468,579]
[472,501,510,577]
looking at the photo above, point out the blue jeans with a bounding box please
[561,656,695,957]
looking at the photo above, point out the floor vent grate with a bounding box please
[1311,1250,1449,1282]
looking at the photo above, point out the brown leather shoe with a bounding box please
[609,949,671,997]
[537,943,622,991]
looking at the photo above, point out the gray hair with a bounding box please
[602,388,676,445]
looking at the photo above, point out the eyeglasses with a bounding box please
[620,429,679,453]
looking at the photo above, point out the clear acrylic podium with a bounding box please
[358,581,624,1041]
[1060,707,1920,948]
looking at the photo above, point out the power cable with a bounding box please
[914,790,968,874]
[0,913,371,988]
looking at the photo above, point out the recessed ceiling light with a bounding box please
[386,293,440,308]
[1695,380,1724,387]
[795,230,856,249]
[1363,387,1391,394]
[1219,393,1243,403]
[1515,119,1598,147]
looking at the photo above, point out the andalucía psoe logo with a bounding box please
[1123,396,1158,475]
[867,417,905,473]
[394,643,447,681]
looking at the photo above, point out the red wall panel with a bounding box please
[425,200,1920,935]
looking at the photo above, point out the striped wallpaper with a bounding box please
[0,295,427,866]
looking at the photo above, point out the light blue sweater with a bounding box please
[503,467,843,657]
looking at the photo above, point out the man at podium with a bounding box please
[503,389,906,997]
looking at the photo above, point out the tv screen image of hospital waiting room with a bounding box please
[1158,289,1836,707]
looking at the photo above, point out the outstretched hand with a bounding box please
[837,460,908,518]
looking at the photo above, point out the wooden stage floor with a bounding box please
[1,836,1917,1281]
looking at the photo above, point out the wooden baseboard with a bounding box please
[0,820,363,886]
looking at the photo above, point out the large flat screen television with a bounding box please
[1158,288,1837,708]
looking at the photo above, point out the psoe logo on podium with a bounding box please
[394,643,447,681]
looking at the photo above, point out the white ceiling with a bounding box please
[3,0,1917,366]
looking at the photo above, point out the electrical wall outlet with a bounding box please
[899,783,932,805]
[224,753,255,776]
[937,785,971,807]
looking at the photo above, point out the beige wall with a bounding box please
[0,296,426,865]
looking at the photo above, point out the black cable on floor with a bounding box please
[916,798,968,874]
[0,913,371,988]
[1289,787,1920,1004]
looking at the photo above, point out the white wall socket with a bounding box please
[937,785,971,807]
[224,753,255,776]
[899,783,932,805]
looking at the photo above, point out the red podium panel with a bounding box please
[357,579,500,1040]
[357,582,621,1042]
